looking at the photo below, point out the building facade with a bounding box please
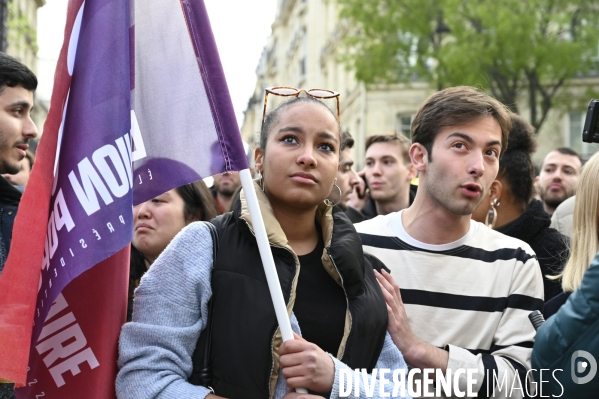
[241,0,599,168]
[4,0,47,149]
[241,0,433,169]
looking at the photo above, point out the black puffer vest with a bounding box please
[191,184,388,399]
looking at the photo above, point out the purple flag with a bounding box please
[31,0,132,344]
[0,0,249,394]
[131,0,248,204]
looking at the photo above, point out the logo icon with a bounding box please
[571,350,597,384]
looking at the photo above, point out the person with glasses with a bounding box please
[117,89,410,399]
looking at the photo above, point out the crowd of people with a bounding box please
[1,49,599,398]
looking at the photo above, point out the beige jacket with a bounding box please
[550,195,575,238]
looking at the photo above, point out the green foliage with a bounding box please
[336,0,599,131]
[7,1,39,54]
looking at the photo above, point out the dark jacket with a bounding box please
[344,205,365,223]
[192,182,389,399]
[360,197,379,220]
[543,291,571,320]
[345,184,417,223]
[531,251,599,398]
[496,199,568,301]
[127,246,147,322]
[0,177,21,398]
[0,176,22,270]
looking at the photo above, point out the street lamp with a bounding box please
[0,0,8,52]
[434,13,451,90]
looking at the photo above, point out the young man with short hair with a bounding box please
[362,134,416,218]
[0,51,38,399]
[536,147,582,215]
[336,131,362,222]
[0,52,38,269]
[211,171,241,213]
[356,86,543,398]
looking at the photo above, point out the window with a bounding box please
[397,114,413,138]
[569,112,599,158]
[569,112,583,153]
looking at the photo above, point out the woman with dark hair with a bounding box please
[472,113,568,301]
[117,94,409,399]
[127,180,219,321]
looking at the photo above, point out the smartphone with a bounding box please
[582,99,599,143]
[358,175,369,199]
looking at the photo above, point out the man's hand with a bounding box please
[279,333,335,394]
[2,174,15,184]
[374,269,418,355]
[375,269,449,371]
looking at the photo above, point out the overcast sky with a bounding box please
[36,0,277,126]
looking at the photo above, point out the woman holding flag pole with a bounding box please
[117,89,410,399]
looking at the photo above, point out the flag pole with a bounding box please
[239,168,308,394]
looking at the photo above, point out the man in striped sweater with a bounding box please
[356,87,544,398]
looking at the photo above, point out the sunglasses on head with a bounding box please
[261,86,341,129]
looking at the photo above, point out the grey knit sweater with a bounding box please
[116,221,410,399]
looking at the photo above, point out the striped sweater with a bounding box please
[355,211,544,398]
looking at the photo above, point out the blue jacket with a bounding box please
[531,251,599,397]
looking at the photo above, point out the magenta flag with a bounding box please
[0,0,247,397]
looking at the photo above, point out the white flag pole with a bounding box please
[239,168,308,394]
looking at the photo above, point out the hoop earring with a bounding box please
[256,169,265,192]
[485,199,499,229]
[324,180,342,207]
[259,173,265,193]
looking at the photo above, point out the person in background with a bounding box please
[2,149,34,189]
[0,53,38,269]
[336,131,362,222]
[0,51,39,399]
[357,87,543,398]
[472,114,568,301]
[532,253,599,397]
[543,150,599,319]
[117,96,409,399]
[536,147,582,215]
[359,134,416,220]
[211,171,241,213]
[128,180,218,321]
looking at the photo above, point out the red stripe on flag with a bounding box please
[0,0,83,386]
[16,247,128,399]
